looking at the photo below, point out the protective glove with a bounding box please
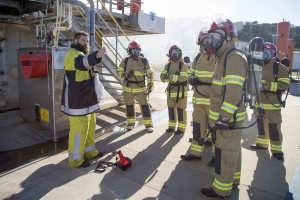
[126,70,134,78]
[174,71,180,76]
[188,76,198,86]
[215,116,230,130]
[146,83,154,94]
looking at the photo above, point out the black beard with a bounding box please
[73,43,90,54]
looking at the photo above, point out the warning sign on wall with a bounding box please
[40,108,50,122]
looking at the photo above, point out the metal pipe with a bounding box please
[62,0,90,34]
[88,0,95,51]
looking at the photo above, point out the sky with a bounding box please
[106,0,299,66]
[141,0,299,26]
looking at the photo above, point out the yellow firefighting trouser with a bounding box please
[189,104,210,157]
[167,96,187,132]
[68,112,99,167]
[212,121,243,197]
[123,91,153,128]
[255,109,283,153]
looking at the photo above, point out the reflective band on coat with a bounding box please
[192,97,210,105]
[212,78,225,85]
[83,55,93,69]
[225,75,245,87]
[221,101,238,115]
[209,109,219,120]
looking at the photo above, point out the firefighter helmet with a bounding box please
[167,41,182,62]
[263,42,277,62]
[197,27,210,53]
[209,18,237,38]
[128,40,141,59]
[208,18,237,53]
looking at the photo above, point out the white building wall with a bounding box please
[292,52,300,71]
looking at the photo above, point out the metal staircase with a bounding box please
[7,0,165,105]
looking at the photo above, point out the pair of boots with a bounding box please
[127,125,154,133]
[180,154,215,167]
[166,127,184,135]
[251,144,284,161]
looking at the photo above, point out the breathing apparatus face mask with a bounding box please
[263,49,273,63]
[170,49,181,62]
[208,31,225,54]
[131,49,140,59]
[200,37,209,52]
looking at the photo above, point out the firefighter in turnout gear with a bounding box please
[117,40,154,132]
[200,18,248,198]
[160,41,189,134]
[250,42,290,161]
[181,28,216,161]
[61,31,107,168]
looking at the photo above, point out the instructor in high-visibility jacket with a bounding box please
[61,31,107,168]
[200,18,248,199]
[181,28,216,161]
[250,42,290,161]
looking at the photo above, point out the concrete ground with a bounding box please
[0,76,300,200]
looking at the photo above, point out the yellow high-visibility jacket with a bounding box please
[256,58,290,110]
[117,56,154,93]
[209,41,248,126]
[188,52,216,105]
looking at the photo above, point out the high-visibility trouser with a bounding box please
[167,96,187,132]
[212,121,243,197]
[189,104,209,157]
[255,109,283,153]
[123,91,153,128]
[68,112,99,167]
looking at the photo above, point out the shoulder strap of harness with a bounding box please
[195,53,201,63]
[273,61,279,82]
[167,61,183,73]
[124,57,129,72]
[142,57,148,67]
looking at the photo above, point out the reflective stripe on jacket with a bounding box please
[160,60,189,98]
[188,52,215,105]
[117,56,154,93]
[209,41,248,124]
[61,47,101,116]
[255,58,290,110]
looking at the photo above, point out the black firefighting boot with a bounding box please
[165,128,175,133]
[180,154,201,161]
[272,153,284,161]
[207,157,215,168]
[174,129,184,135]
[205,141,212,146]
[200,188,229,199]
[250,144,268,150]
[78,160,90,168]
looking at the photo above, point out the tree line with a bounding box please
[235,21,300,50]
